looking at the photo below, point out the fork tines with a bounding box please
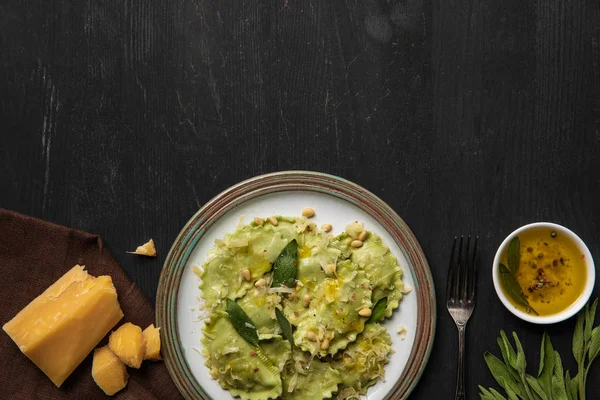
[446,235,478,306]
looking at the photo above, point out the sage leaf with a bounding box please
[564,371,573,400]
[507,236,520,274]
[497,333,520,382]
[272,239,298,287]
[538,332,555,396]
[275,307,294,348]
[489,388,508,400]
[551,375,568,400]
[367,297,388,323]
[501,382,519,400]
[226,298,259,347]
[526,375,548,400]
[552,350,567,400]
[484,353,522,396]
[572,311,584,362]
[588,326,600,363]
[512,332,527,375]
[567,372,578,400]
[585,298,598,342]
[499,263,538,315]
[479,386,497,400]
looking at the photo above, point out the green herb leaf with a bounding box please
[551,375,568,400]
[499,263,538,315]
[585,298,598,342]
[226,298,259,347]
[497,332,520,382]
[564,371,574,400]
[538,332,555,396]
[507,237,520,274]
[489,388,508,400]
[588,326,600,364]
[484,353,523,396]
[572,310,584,362]
[567,372,578,400]
[275,307,294,348]
[552,350,568,400]
[512,332,527,375]
[272,239,298,287]
[367,297,388,323]
[525,374,548,400]
[479,386,497,400]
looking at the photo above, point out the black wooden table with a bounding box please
[2,0,599,398]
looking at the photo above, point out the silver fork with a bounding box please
[446,236,478,400]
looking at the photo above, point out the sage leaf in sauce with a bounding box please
[226,298,259,347]
[499,263,538,315]
[507,236,520,274]
[367,297,388,323]
[275,307,294,348]
[272,239,298,288]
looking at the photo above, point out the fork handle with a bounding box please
[455,324,466,400]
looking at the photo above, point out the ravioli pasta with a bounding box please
[198,217,405,399]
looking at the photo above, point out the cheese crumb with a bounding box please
[396,324,407,340]
[127,239,157,257]
[401,284,412,294]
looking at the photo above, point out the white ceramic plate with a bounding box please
[157,172,435,400]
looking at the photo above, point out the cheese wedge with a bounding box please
[92,346,129,395]
[108,322,145,368]
[2,265,124,387]
[142,324,161,361]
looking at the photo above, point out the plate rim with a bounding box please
[156,170,437,400]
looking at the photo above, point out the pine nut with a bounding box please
[254,278,266,287]
[303,294,311,308]
[359,308,372,317]
[321,224,332,232]
[325,263,336,275]
[241,268,251,281]
[321,338,330,350]
[254,217,264,226]
[301,208,315,218]
[351,240,363,248]
[268,216,279,226]
[306,331,318,342]
[358,230,368,242]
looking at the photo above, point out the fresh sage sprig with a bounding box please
[226,298,259,347]
[367,297,388,323]
[272,239,298,287]
[479,299,600,400]
[573,298,600,400]
[500,236,538,315]
[275,307,294,348]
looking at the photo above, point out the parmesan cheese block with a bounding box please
[142,324,161,361]
[108,322,145,368]
[92,346,129,396]
[2,265,124,387]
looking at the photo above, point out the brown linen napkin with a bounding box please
[0,209,182,399]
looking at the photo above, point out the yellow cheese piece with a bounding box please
[108,322,145,368]
[2,265,124,387]
[127,239,156,257]
[142,324,161,361]
[92,346,129,396]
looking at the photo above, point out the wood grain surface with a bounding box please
[1,0,599,398]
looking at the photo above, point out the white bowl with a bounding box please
[492,222,596,324]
